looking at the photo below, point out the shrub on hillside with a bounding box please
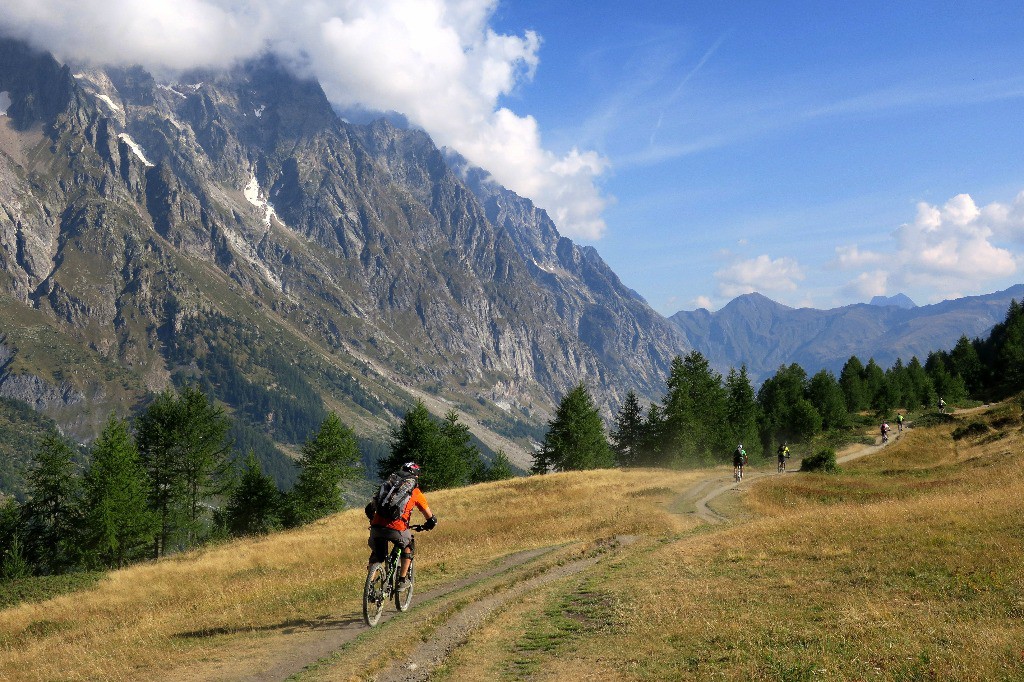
[800,448,837,473]
[952,421,990,440]
[911,412,956,428]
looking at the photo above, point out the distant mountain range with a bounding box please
[669,285,1024,382]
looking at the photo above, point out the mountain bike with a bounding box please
[777,455,790,473]
[363,524,426,627]
[733,462,744,483]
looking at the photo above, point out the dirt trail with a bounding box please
[182,435,900,681]
[173,546,558,682]
[677,433,897,524]
[373,536,639,682]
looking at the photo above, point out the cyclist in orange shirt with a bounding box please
[366,462,437,590]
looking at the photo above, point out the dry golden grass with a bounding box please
[0,468,702,681]
[5,406,1022,681]
[431,406,1024,681]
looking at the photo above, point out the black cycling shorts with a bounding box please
[367,526,414,563]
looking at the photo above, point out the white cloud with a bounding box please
[840,270,889,299]
[980,190,1024,242]
[0,0,609,239]
[693,295,714,310]
[715,254,805,298]
[838,191,1021,300]
[834,244,885,268]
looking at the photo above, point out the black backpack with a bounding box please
[372,473,417,522]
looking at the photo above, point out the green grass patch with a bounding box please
[0,571,104,610]
[504,579,617,678]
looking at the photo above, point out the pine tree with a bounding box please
[949,335,984,395]
[640,403,664,466]
[225,452,283,536]
[81,415,155,568]
[758,364,821,450]
[926,351,968,404]
[135,389,185,558]
[863,358,886,410]
[884,359,913,410]
[839,356,867,412]
[725,366,760,452]
[379,401,447,489]
[21,434,82,574]
[0,499,30,580]
[436,409,482,488]
[611,391,645,466]
[288,413,361,526]
[661,352,728,465]
[174,385,233,545]
[472,450,516,482]
[906,356,935,407]
[136,385,233,556]
[990,299,1024,395]
[807,369,849,430]
[532,383,613,473]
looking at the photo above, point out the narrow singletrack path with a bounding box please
[676,432,897,525]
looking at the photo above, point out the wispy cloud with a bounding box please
[611,56,1024,172]
[804,76,1024,121]
[649,32,730,146]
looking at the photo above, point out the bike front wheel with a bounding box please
[395,561,414,612]
[363,562,388,627]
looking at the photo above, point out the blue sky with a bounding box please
[4,0,1024,314]
[489,0,1024,313]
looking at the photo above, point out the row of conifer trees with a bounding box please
[0,388,513,580]
[532,298,1024,472]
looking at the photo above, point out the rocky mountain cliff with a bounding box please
[670,285,1024,382]
[0,39,684,478]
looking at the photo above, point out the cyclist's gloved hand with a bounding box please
[424,515,437,531]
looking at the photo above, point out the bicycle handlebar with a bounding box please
[409,524,429,532]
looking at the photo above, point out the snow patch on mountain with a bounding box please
[95,93,119,111]
[117,133,153,167]
[157,84,187,99]
[243,175,283,228]
[0,91,10,116]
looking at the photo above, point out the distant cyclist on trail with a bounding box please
[733,444,747,481]
[938,398,946,414]
[365,462,437,591]
[777,442,790,472]
[881,422,890,443]
[896,413,905,433]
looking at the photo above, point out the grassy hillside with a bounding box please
[0,401,1022,680]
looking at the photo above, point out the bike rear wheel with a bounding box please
[363,562,388,627]
[395,561,414,611]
